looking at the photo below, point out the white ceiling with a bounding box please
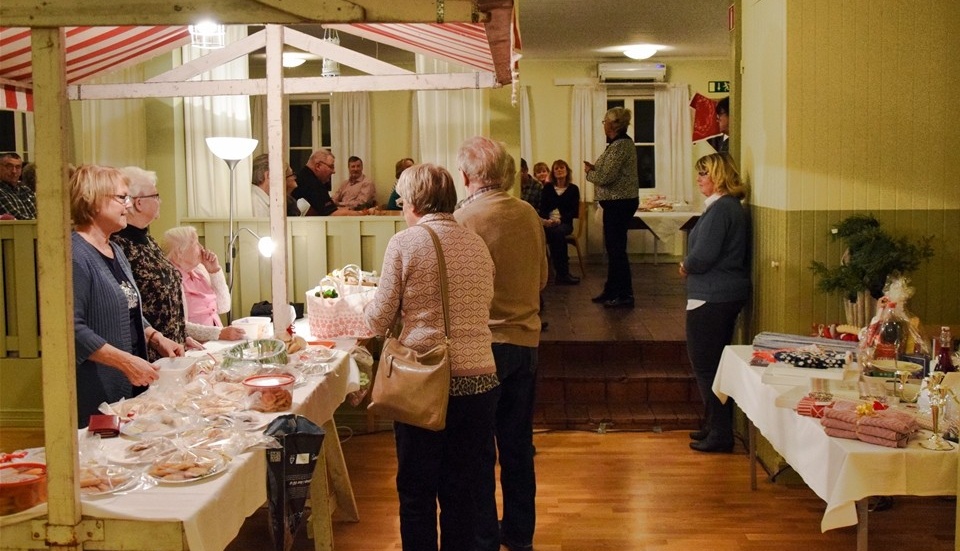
[255,1,733,70]
[519,0,733,60]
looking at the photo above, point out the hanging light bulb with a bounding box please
[321,28,340,77]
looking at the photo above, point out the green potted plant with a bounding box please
[809,214,934,326]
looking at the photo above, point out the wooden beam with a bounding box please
[0,0,481,27]
[31,26,83,541]
[71,72,497,100]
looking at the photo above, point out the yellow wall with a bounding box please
[743,0,960,334]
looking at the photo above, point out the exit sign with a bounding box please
[708,81,730,93]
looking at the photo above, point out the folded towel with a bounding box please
[858,432,909,448]
[830,400,919,434]
[821,417,857,432]
[824,426,859,440]
[857,423,909,442]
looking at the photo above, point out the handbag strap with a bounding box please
[419,224,451,341]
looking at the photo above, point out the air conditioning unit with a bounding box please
[598,62,667,83]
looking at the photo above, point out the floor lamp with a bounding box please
[205,137,260,322]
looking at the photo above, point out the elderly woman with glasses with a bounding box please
[584,106,640,308]
[679,153,750,453]
[111,166,201,359]
[71,165,183,427]
[364,163,498,550]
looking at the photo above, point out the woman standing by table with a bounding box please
[680,153,751,453]
[364,163,498,551]
[585,107,640,308]
[71,165,183,427]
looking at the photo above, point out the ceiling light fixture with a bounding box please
[321,28,341,77]
[624,44,659,60]
[189,21,226,50]
[282,53,307,68]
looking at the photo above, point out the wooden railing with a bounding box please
[0,215,406,427]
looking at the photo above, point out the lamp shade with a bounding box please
[205,137,259,161]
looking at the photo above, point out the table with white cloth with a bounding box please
[713,345,957,550]
[628,210,700,264]
[0,346,361,551]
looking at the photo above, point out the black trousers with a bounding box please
[685,300,745,443]
[394,386,500,551]
[476,344,539,550]
[544,222,573,277]
[599,197,639,299]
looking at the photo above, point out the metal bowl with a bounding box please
[221,338,288,369]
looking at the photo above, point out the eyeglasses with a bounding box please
[315,160,335,170]
[697,171,709,177]
[135,193,161,201]
[113,194,132,206]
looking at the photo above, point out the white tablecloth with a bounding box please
[632,210,700,241]
[80,350,359,551]
[713,345,956,532]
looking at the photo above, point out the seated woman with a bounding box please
[385,157,415,211]
[161,226,245,343]
[538,159,581,285]
[71,165,183,426]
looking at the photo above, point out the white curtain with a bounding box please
[654,84,695,206]
[331,92,372,184]
[183,26,254,218]
[519,85,531,163]
[571,84,607,202]
[79,66,147,166]
[414,55,488,198]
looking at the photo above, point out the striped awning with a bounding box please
[0,21,519,112]
[0,25,191,111]
[327,22,496,73]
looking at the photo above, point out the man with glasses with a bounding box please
[292,149,339,216]
[0,152,36,220]
[250,154,300,217]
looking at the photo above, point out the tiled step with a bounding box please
[534,341,703,431]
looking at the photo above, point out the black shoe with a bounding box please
[591,293,611,303]
[501,537,534,551]
[689,438,733,453]
[603,296,635,309]
[689,428,710,441]
[554,274,580,285]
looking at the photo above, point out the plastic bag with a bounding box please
[263,415,326,551]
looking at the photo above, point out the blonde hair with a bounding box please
[161,226,199,265]
[604,106,632,133]
[695,153,747,199]
[70,165,127,227]
[395,163,458,215]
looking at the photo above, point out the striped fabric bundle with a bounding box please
[752,332,858,354]
[820,400,918,448]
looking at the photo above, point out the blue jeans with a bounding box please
[477,344,538,550]
[395,386,500,551]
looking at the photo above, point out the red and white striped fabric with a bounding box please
[328,22,495,74]
[0,26,190,111]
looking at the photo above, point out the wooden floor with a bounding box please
[229,430,956,551]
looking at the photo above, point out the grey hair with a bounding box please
[604,107,632,133]
[119,166,157,196]
[161,225,199,264]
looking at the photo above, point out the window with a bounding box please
[607,96,655,189]
[288,99,331,170]
[0,110,34,159]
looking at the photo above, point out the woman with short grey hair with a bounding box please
[584,106,640,308]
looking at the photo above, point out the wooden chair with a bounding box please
[565,202,587,278]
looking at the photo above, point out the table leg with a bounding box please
[749,421,757,491]
[308,420,360,551]
[855,498,869,551]
[653,236,659,264]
